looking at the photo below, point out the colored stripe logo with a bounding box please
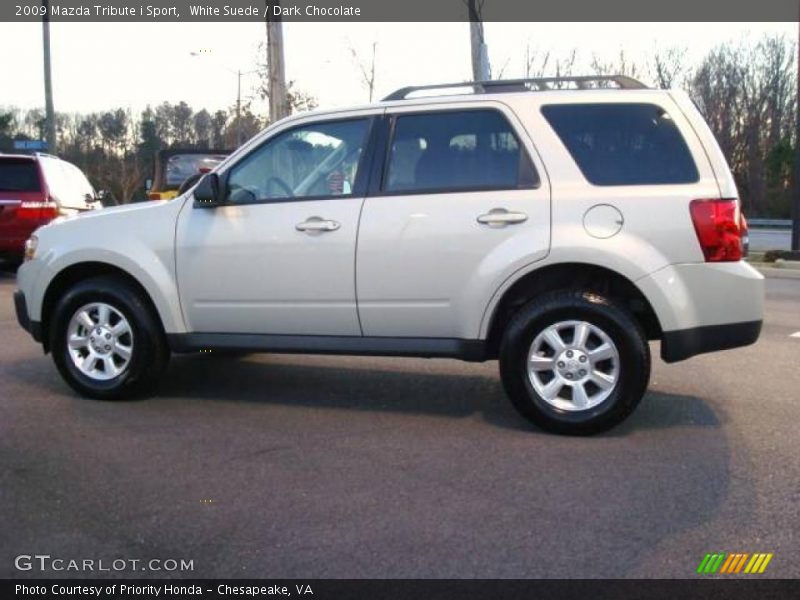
[696,552,773,574]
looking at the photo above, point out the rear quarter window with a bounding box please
[541,103,699,186]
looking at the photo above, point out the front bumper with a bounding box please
[14,290,42,342]
[661,319,762,363]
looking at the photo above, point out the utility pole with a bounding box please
[467,0,490,81]
[266,2,289,122]
[792,13,800,251]
[42,0,56,153]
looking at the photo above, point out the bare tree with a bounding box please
[491,56,511,80]
[591,50,642,82]
[650,46,689,89]
[349,40,378,102]
[286,82,318,113]
[689,36,796,217]
[524,44,577,84]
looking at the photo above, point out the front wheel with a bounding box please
[50,276,169,400]
[499,290,650,435]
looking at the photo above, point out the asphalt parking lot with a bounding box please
[1,264,798,579]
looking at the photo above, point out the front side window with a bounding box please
[384,109,538,193]
[226,118,370,204]
[541,103,699,186]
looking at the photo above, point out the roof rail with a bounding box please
[382,75,648,101]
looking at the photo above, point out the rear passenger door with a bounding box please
[356,103,550,339]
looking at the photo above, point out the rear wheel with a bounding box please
[50,276,169,399]
[499,290,650,435]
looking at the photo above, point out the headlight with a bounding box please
[23,235,38,262]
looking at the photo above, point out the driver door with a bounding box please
[175,115,375,336]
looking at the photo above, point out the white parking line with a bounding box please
[791,332,800,338]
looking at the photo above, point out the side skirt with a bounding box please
[167,333,488,362]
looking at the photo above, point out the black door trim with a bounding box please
[167,333,487,362]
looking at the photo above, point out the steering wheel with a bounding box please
[265,176,294,198]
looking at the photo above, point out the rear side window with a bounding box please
[0,159,41,192]
[38,157,69,201]
[65,162,95,200]
[541,103,699,186]
[384,109,538,193]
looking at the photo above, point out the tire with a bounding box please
[50,276,169,400]
[499,290,650,435]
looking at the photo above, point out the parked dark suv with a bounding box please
[0,153,97,261]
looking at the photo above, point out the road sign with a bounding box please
[13,140,48,151]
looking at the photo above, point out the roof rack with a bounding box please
[382,75,648,101]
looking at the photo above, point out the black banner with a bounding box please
[2,0,799,23]
[4,579,800,600]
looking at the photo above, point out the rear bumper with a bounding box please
[14,290,42,342]
[661,320,762,363]
[0,219,50,257]
[636,261,764,363]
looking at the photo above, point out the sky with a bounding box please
[0,21,796,117]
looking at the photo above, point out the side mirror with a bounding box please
[95,190,117,207]
[193,173,222,208]
[178,172,205,196]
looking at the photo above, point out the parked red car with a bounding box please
[0,153,98,261]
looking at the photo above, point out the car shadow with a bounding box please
[157,353,721,435]
[0,260,19,278]
[2,352,739,578]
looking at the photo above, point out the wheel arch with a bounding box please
[483,262,662,359]
[40,262,167,353]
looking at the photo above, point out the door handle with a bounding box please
[295,217,341,233]
[477,208,528,227]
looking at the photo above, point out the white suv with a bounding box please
[14,76,764,434]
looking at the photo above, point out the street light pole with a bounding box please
[190,52,256,147]
[42,0,56,153]
[236,69,242,147]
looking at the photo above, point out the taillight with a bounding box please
[689,198,743,262]
[17,200,59,220]
[740,214,749,258]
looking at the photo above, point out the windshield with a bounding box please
[0,159,41,192]
[165,154,227,188]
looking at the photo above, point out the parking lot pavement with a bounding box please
[1,266,798,579]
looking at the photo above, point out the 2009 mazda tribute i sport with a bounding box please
[14,76,764,435]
